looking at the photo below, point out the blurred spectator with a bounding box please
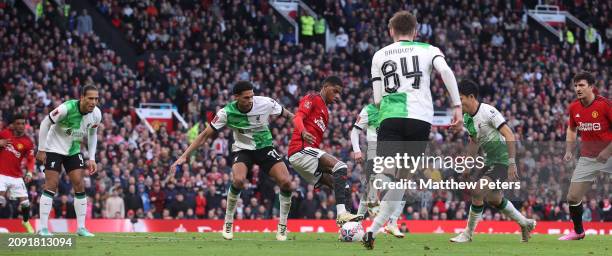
[76,9,93,35]
[105,187,125,219]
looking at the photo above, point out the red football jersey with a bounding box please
[288,94,329,156]
[0,129,35,178]
[567,96,612,157]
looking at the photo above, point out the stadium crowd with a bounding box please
[0,0,611,224]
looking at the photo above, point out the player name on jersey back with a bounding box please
[371,41,444,124]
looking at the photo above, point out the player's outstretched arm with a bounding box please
[36,115,53,163]
[86,127,98,175]
[597,142,612,163]
[371,56,383,106]
[499,124,518,181]
[170,125,215,172]
[564,126,577,162]
[350,127,363,164]
[282,108,295,120]
[23,149,35,183]
[433,56,462,131]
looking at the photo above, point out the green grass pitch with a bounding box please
[1,233,611,256]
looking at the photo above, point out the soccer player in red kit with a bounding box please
[560,71,611,241]
[288,76,362,226]
[0,114,35,233]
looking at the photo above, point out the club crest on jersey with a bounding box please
[591,111,599,118]
[17,143,23,150]
[66,128,73,136]
[575,113,580,118]
[304,101,312,109]
[52,110,59,117]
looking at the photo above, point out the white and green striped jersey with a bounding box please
[45,100,102,156]
[371,41,444,124]
[354,104,380,142]
[211,96,283,152]
[463,103,509,166]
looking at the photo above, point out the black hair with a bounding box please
[323,76,343,87]
[81,84,98,96]
[9,113,26,124]
[458,79,479,98]
[232,81,254,95]
[572,71,595,86]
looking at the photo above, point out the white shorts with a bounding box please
[0,174,28,199]
[571,157,612,182]
[289,147,326,185]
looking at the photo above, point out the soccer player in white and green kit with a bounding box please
[350,103,406,238]
[450,80,536,243]
[363,11,463,249]
[36,85,101,236]
[171,81,295,241]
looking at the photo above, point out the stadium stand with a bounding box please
[0,0,610,223]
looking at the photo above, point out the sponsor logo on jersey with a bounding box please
[577,122,602,131]
[592,111,599,118]
[4,144,21,158]
[315,117,326,132]
[65,128,85,137]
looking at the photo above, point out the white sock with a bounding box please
[279,192,291,226]
[336,204,346,215]
[39,192,54,230]
[357,200,368,216]
[368,200,401,237]
[225,188,240,223]
[466,204,483,235]
[388,200,406,227]
[74,195,87,229]
[499,198,527,226]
